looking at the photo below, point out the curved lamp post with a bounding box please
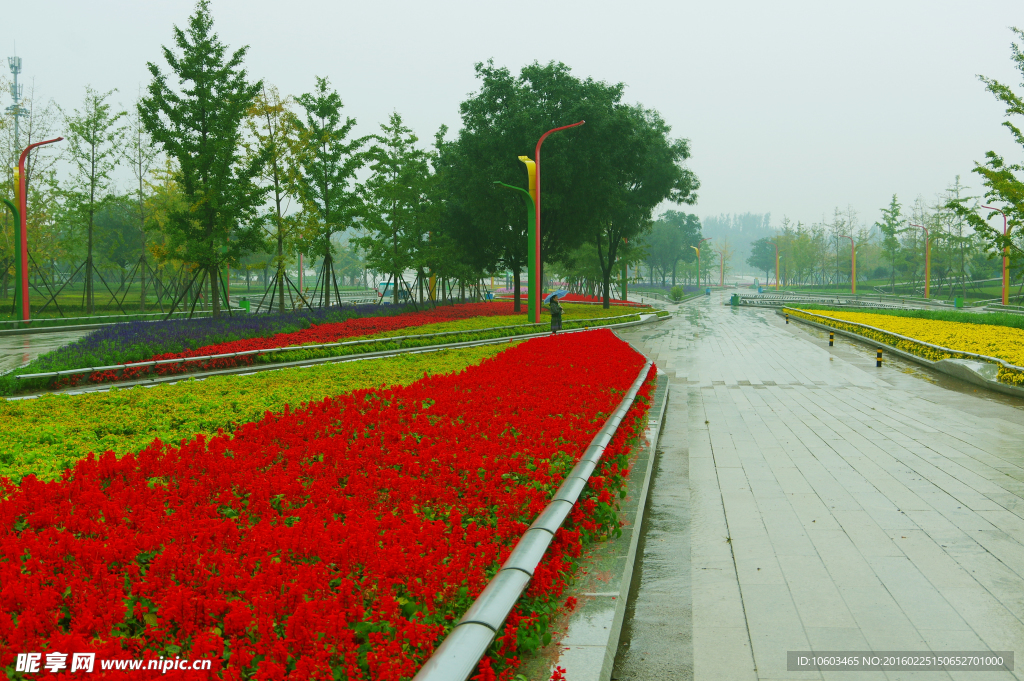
[16,137,63,321]
[840,235,856,295]
[533,121,584,322]
[910,223,929,298]
[981,205,1010,306]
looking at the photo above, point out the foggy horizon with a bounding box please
[4,0,1023,229]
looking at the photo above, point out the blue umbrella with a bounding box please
[544,290,568,303]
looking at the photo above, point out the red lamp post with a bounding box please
[533,121,585,322]
[840,235,856,295]
[16,137,63,321]
[981,205,1010,306]
[910,223,929,298]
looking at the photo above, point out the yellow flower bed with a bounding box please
[789,308,1024,387]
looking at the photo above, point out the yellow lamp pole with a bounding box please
[769,241,780,290]
[692,237,710,288]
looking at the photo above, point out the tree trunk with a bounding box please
[324,254,333,308]
[86,212,94,314]
[140,254,147,313]
[211,266,221,317]
[513,270,522,312]
[277,235,286,314]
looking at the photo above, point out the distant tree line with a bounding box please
[0,0,699,317]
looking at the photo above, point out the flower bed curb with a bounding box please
[543,368,670,681]
[780,308,1024,400]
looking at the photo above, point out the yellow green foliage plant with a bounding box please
[0,345,508,484]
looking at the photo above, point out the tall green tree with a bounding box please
[354,112,430,305]
[122,95,160,311]
[139,0,267,317]
[245,84,298,312]
[62,86,126,313]
[947,28,1024,283]
[440,60,698,310]
[590,105,698,307]
[746,237,776,283]
[645,210,701,285]
[291,77,365,308]
[876,194,903,292]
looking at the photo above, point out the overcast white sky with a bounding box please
[4,0,1023,227]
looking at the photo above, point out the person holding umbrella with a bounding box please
[545,290,566,334]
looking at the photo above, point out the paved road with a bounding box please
[615,292,1024,681]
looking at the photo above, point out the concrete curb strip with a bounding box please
[559,368,670,681]
[780,308,1024,399]
[411,358,656,681]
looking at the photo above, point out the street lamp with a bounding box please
[720,250,725,287]
[840,235,856,295]
[16,137,63,321]
[910,223,929,299]
[981,205,1010,306]
[533,121,585,322]
[692,237,710,289]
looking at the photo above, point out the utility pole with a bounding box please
[7,55,29,152]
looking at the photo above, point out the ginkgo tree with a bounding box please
[61,86,125,314]
[290,76,365,308]
[245,84,299,312]
[354,112,431,305]
[139,0,267,317]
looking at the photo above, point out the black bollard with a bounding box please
[876,349,883,367]
[785,313,789,324]
[829,332,834,347]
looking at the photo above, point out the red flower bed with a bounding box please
[1,330,654,680]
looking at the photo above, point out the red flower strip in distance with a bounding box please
[0,329,655,681]
[61,302,519,388]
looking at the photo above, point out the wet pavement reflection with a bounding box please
[0,330,92,373]
[615,292,1024,681]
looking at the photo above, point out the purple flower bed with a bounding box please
[0,302,444,395]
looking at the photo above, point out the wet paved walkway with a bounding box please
[616,293,1024,681]
[0,330,91,373]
